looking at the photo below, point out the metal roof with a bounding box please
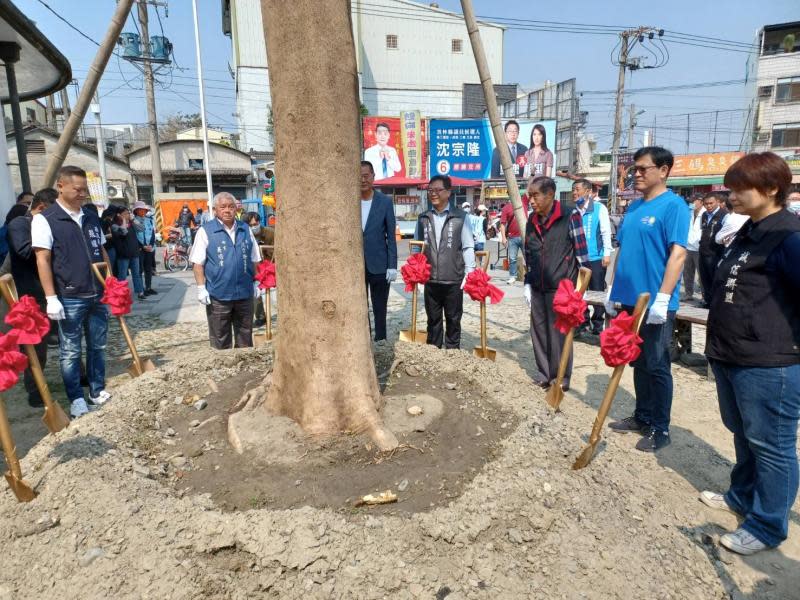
[0,0,71,101]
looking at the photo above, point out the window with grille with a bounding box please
[25,139,45,154]
[776,77,800,103]
[386,34,398,50]
[452,38,463,53]
[771,122,800,148]
[758,85,773,98]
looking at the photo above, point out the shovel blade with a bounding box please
[41,403,70,434]
[399,329,428,344]
[253,332,273,346]
[4,472,37,502]
[572,440,600,470]
[545,385,564,410]
[127,358,156,378]
[472,346,497,361]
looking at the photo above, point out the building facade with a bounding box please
[221,0,504,152]
[744,21,800,181]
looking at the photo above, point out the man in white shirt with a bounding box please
[32,166,113,419]
[682,195,703,300]
[190,192,262,349]
[364,122,402,181]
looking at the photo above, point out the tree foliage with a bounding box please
[159,112,203,141]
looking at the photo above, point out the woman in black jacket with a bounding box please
[701,152,800,556]
[111,208,146,300]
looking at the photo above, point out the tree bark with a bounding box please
[260,0,397,450]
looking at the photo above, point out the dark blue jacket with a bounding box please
[202,219,255,302]
[363,191,397,275]
[42,203,104,298]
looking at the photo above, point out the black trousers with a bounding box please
[530,288,571,387]
[424,282,463,349]
[205,297,254,350]
[582,259,607,332]
[365,272,391,341]
[698,252,718,305]
[139,250,156,290]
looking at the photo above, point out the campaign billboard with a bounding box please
[362,115,427,184]
[429,118,558,181]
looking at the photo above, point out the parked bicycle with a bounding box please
[163,227,190,272]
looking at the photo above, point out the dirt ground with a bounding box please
[0,291,798,600]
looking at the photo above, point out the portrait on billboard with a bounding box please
[522,123,555,179]
[363,120,402,181]
[490,119,528,178]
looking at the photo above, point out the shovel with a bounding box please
[545,267,593,411]
[253,245,275,346]
[572,292,650,470]
[0,275,70,434]
[91,263,155,377]
[0,393,37,502]
[472,250,496,361]
[399,240,427,344]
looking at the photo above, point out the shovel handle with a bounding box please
[0,394,22,480]
[408,240,425,253]
[475,251,490,273]
[587,292,651,444]
[259,244,274,261]
[576,267,592,294]
[91,263,145,374]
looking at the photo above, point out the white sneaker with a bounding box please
[699,491,739,515]
[507,277,516,285]
[70,398,89,418]
[90,390,111,406]
[720,528,768,555]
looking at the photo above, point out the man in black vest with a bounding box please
[523,176,589,389]
[33,166,112,419]
[414,175,475,349]
[698,192,727,307]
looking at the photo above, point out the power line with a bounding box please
[34,0,122,57]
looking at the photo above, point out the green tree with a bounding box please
[159,112,203,141]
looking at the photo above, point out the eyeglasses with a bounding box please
[632,165,659,175]
[428,187,448,194]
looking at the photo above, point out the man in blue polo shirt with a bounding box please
[605,146,689,452]
[190,192,262,349]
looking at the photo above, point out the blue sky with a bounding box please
[18,0,800,153]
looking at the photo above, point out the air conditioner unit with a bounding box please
[756,132,770,142]
[107,184,121,199]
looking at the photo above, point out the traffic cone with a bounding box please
[395,225,401,241]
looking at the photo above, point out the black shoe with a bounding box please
[635,427,671,452]
[138,293,147,300]
[533,379,549,389]
[145,289,158,296]
[253,318,266,328]
[608,415,648,434]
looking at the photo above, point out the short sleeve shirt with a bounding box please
[610,190,689,311]
[500,196,530,239]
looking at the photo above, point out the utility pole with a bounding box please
[712,110,719,151]
[191,0,214,208]
[627,103,636,150]
[460,0,526,240]
[686,113,690,154]
[609,31,630,213]
[91,92,108,207]
[138,0,163,203]
[45,95,55,129]
[43,0,134,188]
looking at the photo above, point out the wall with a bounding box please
[128,141,251,172]
[6,130,133,198]
[752,53,800,151]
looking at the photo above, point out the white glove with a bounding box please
[386,269,398,283]
[253,282,265,298]
[197,285,211,305]
[646,292,671,325]
[604,289,617,317]
[523,284,532,308]
[46,295,65,320]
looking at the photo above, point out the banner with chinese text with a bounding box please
[362,116,427,184]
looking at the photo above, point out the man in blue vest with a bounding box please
[572,179,612,335]
[32,166,112,419]
[360,161,398,342]
[190,192,262,349]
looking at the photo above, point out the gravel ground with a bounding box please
[0,284,797,600]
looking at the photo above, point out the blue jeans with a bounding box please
[116,256,144,294]
[474,242,485,252]
[711,360,800,547]
[623,307,675,433]
[58,295,109,400]
[507,236,523,278]
[106,247,117,278]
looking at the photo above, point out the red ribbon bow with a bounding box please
[4,295,51,345]
[463,269,505,304]
[401,253,431,292]
[600,311,643,367]
[552,278,587,334]
[254,259,276,290]
[101,276,133,316]
[0,330,29,392]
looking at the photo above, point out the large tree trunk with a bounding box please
[260,0,397,450]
